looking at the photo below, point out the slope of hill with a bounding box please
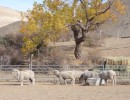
[0,6,22,27]
[99,37,130,57]
[101,0,130,37]
[0,21,22,36]
[0,0,130,37]
[0,6,28,36]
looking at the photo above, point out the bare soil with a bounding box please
[0,82,130,100]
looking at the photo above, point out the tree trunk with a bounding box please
[74,41,83,59]
[71,21,87,59]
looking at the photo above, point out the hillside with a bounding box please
[101,0,130,37]
[100,37,130,57]
[52,37,130,56]
[0,6,27,36]
[0,6,22,27]
[0,21,22,36]
[0,0,130,37]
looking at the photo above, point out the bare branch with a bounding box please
[87,0,115,23]
[79,0,89,21]
[96,0,115,16]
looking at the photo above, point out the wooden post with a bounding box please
[103,59,107,71]
[29,54,33,70]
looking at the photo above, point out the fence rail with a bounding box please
[0,64,130,82]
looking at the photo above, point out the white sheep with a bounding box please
[99,70,116,86]
[53,70,83,85]
[79,70,99,85]
[12,69,35,86]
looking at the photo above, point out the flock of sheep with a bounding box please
[12,68,116,86]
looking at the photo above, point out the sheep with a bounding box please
[12,69,35,86]
[53,70,83,85]
[98,70,116,86]
[79,70,99,85]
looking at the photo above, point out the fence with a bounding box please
[0,64,130,82]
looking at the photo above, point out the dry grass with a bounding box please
[0,82,130,100]
[50,37,130,64]
[100,37,130,57]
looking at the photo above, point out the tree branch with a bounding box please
[87,0,115,23]
[79,0,89,21]
[96,0,115,16]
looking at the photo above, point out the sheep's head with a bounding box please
[79,74,84,82]
[53,70,60,76]
[12,69,20,80]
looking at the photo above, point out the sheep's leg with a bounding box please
[114,76,116,86]
[59,77,63,85]
[29,78,32,85]
[64,79,67,85]
[19,76,23,86]
[112,76,116,86]
[32,78,35,85]
[105,79,107,86]
[99,79,102,85]
[71,78,75,85]
[85,79,87,85]
[20,80,23,86]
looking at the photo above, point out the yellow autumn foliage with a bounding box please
[20,0,125,55]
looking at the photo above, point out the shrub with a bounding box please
[0,33,24,65]
[47,47,67,65]
[84,32,105,47]
[82,48,102,65]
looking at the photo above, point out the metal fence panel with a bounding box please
[0,64,129,82]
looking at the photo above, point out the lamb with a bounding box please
[12,69,35,86]
[53,70,83,85]
[99,70,116,86]
[79,70,99,85]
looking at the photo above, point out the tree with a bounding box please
[20,0,125,59]
[70,0,125,59]
[20,1,73,55]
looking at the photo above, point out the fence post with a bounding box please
[103,60,107,71]
[29,54,33,70]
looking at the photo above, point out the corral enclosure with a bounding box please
[0,65,130,100]
[0,64,130,84]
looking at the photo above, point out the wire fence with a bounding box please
[0,64,130,82]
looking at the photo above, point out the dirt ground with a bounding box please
[0,82,130,100]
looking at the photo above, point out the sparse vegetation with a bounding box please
[82,48,102,65]
[0,34,24,65]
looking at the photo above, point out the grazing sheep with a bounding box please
[12,69,35,86]
[99,70,116,86]
[79,70,99,85]
[53,70,83,85]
